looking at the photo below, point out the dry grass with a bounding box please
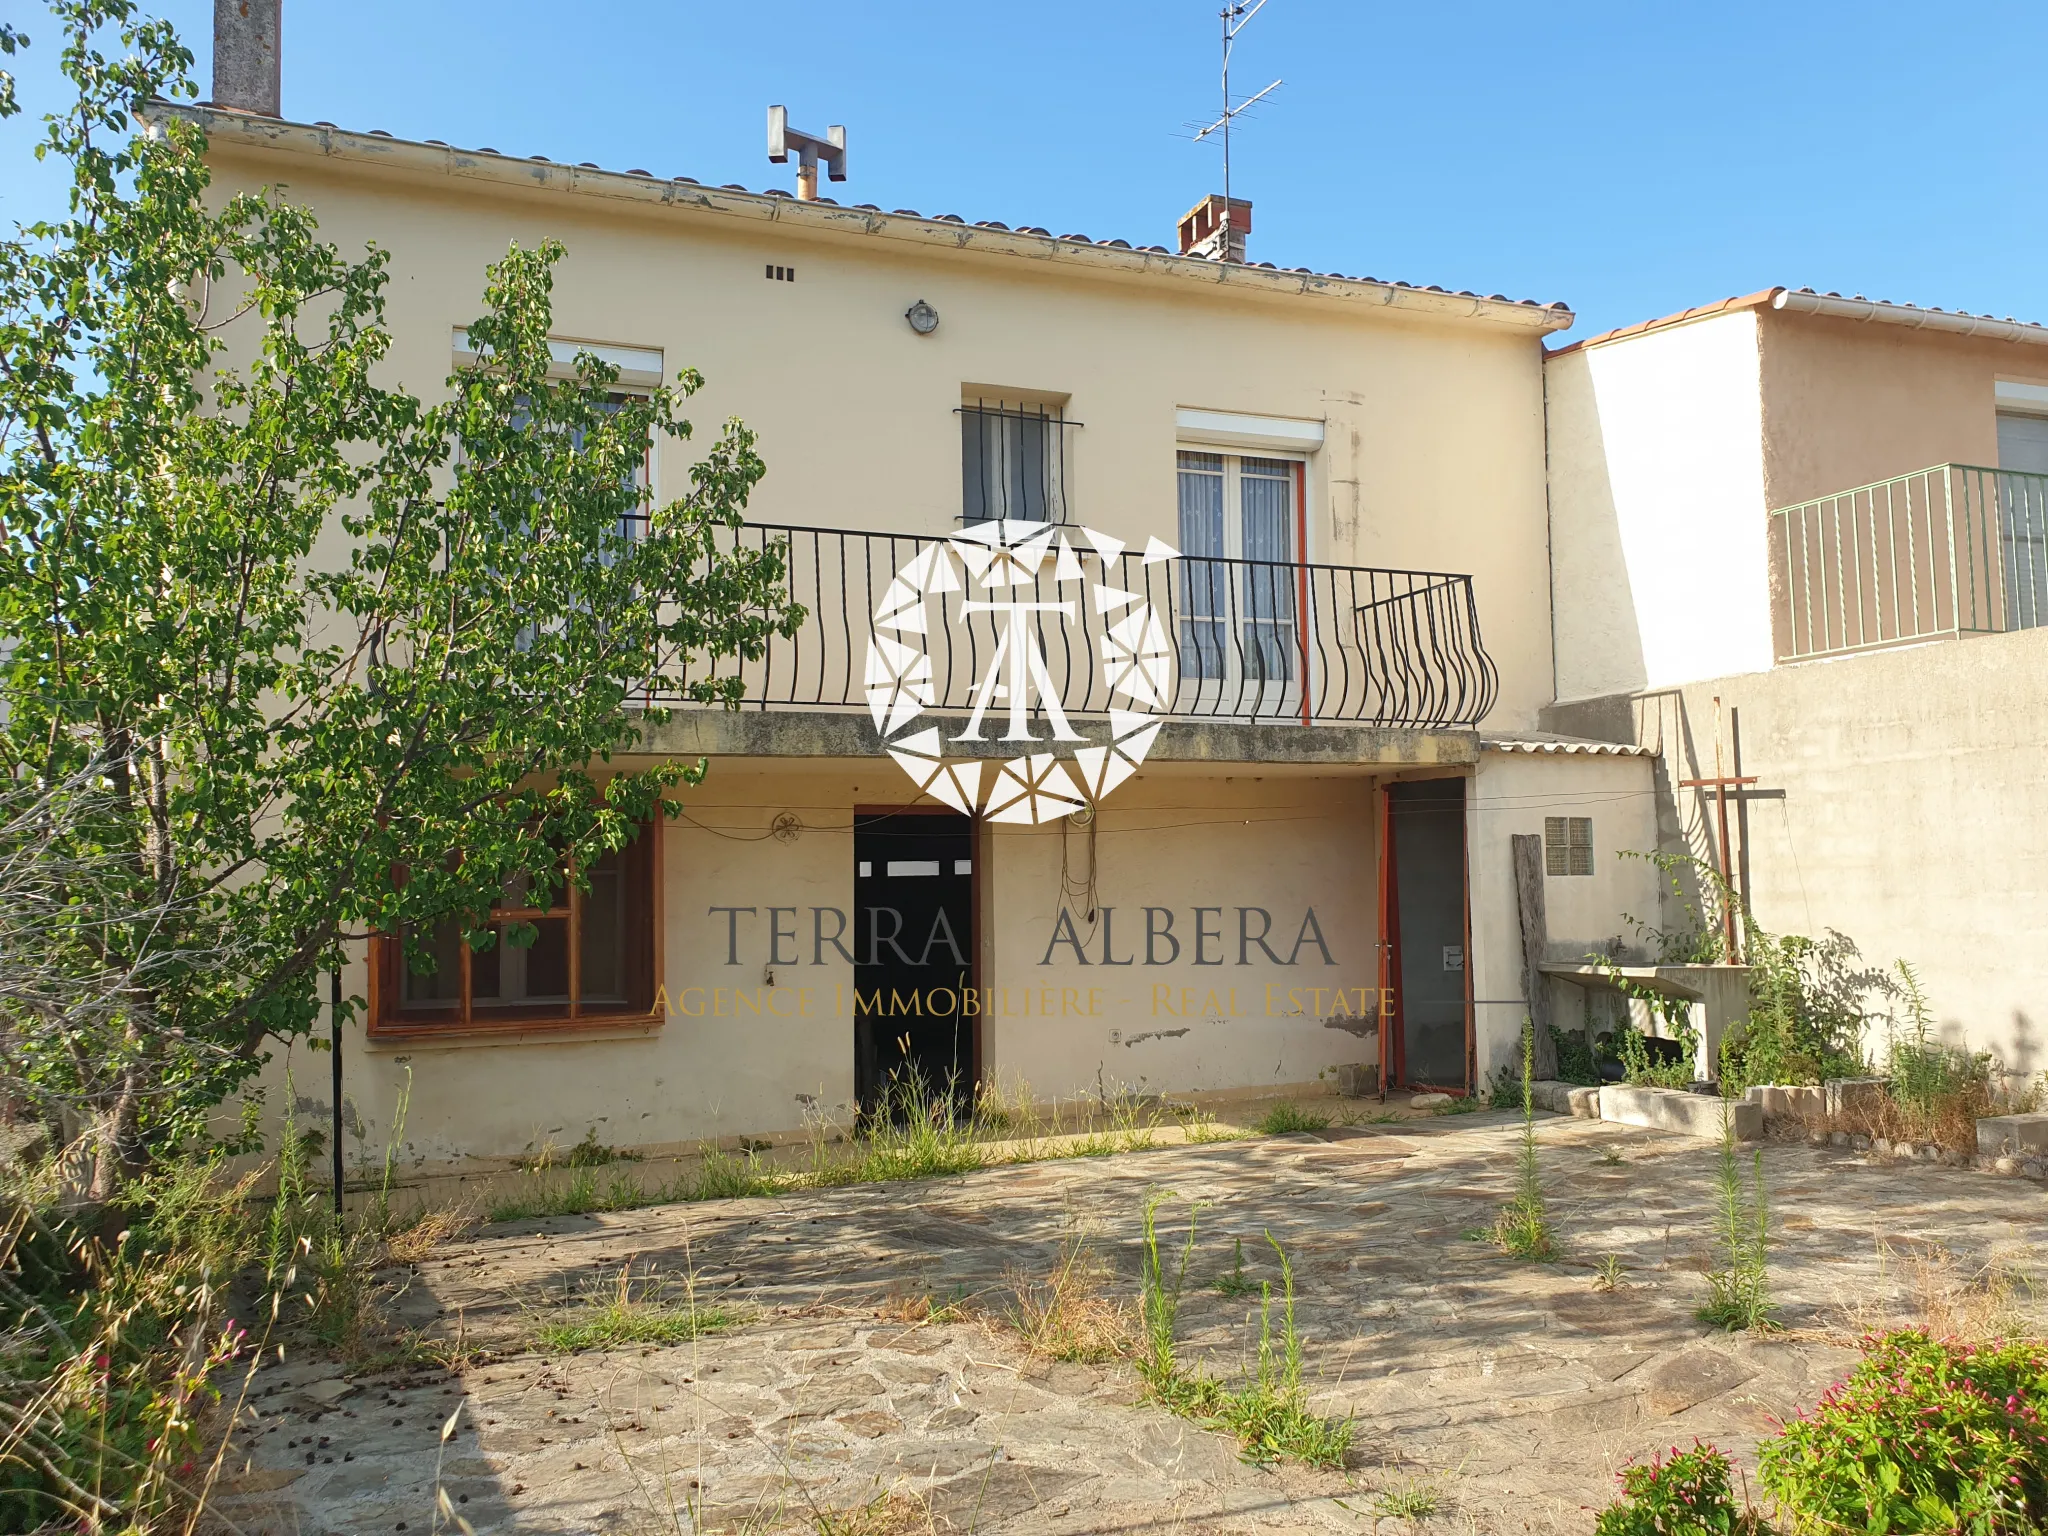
[1873,1088,1988,1157]
[811,1488,936,1535]
[1840,1239,2041,1341]
[383,1202,476,1265]
[1001,1232,1132,1363]
[875,1288,969,1326]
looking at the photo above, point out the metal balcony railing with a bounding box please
[655,522,1499,728]
[1772,463,2048,660]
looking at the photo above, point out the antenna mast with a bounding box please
[1191,1,1280,262]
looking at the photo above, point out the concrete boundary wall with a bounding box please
[1543,625,2048,1075]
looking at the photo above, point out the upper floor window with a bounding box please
[1176,449,1301,682]
[960,397,1074,524]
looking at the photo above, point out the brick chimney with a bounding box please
[211,0,280,117]
[1177,194,1251,263]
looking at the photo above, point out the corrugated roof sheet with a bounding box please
[1481,733,1654,758]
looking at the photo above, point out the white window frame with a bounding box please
[1173,445,1312,713]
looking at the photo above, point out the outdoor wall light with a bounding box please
[905,298,940,335]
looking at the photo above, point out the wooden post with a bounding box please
[1678,698,1759,968]
[1511,833,1557,1081]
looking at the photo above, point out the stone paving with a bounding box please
[211,1110,2048,1534]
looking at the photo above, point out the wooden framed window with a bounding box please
[1543,816,1594,877]
[370,818,662,1039]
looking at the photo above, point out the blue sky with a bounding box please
[6,0,2048,340]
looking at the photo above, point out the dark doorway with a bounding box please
[853,810,975,1115]
[1387,778,1469,1090]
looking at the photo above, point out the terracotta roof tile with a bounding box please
[224,111,1578,321]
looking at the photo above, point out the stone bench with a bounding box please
[1599,1085,1761,1140]
[1527,1081,1761,1139]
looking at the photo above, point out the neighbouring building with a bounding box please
[1544,287,2048,1076]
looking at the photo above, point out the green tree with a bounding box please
[0,1,802,1192]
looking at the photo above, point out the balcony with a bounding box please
[648,523,1499,745]
[1772,463,2048,661]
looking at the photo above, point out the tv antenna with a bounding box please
[1191,1,1281,260]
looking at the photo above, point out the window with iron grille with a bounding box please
[1544,816,1594,877]
[960,398,1073,523]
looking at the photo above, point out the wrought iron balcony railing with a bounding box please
[653,522,1499,728]
[1772,463,2048,660]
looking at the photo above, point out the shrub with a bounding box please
[1595,1442,1758,1536]
[1552,1025,1603,1087]
[1614,1020,1698,1089]
[1881,961,1994,1153]
[1719,928,1879,1092]
[1,1157,262,1531]
[1760,1331,2048,1534]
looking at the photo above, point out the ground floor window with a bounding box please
[371,820,660,1036]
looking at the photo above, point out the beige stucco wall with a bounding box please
[1756,310,2048,508]
[984,771,1379,1098]
[1467,751,1662,1082]
[201,139,1558,731]
[253,762,1392,1169]
[1550,625,2048,1075]
[1544,312,1773,700]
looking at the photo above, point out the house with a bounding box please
[185,6,1673,1169]
[1544,288,2048,1075]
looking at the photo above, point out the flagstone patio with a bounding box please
[213,1111,2047,1534]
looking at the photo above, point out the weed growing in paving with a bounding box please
[1253,1102,1332,1136]
[687,1145,780,1201]
[1213,1236,1260,1298]
[879,1287,970,1325]
[1004,1232,1131,1362]
[1138,1189,1199,1384]
[1592,1253,1628,1293]
[533,1262,743,1353]
[483,1073,1217,1226]
[1491,1021,1555,1261]
[1698,1108,1774,1332]
[487,1165,662,1222]
[1371,1475,1446,1521]
[1184,1112,1255,1144]
[1136,1195,1354,1469]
